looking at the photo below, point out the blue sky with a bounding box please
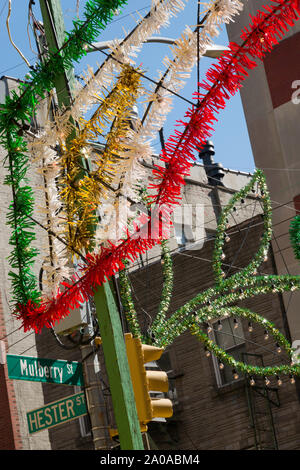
[0,0,255,172]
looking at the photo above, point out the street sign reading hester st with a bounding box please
[27,392,87,434]
[7,354,84,386]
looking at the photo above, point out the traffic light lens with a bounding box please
[147,370,169,393]
[151,398,173,418]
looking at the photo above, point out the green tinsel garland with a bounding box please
[119,238,174,343]
[290,214,300,262]
[0,0,128,308]
[150,239,174,337]
[119,260,142,340]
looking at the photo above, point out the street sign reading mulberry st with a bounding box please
[27,392,87,434]
[6,354,84,386]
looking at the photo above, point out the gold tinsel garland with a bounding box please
[58,64,142,256]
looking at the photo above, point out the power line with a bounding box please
[7,330,35,350]
[0,0,8,19]
[109,4,151,25]
[86,40,196,108]
[210,326,288,361]
[130,199,296,270]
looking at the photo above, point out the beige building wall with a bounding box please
[226,0,300,341]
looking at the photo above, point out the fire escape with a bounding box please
[242,353,280,450]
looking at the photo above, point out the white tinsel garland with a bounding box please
[100,0,244,242]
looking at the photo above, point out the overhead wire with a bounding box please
[1,2,298,353]
[210,325,288,361]
[85,40,195,108]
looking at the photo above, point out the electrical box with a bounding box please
[53,302,90,336]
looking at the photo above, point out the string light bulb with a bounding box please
[250,377,255,386]
[248,322,253,332]
[264,330,269,340]
[233,318,239,329]
[264,376,270,386]
[276,375,282,386]
[232,369,239,380]
[290,375,296,384]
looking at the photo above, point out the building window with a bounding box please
[211,317,246,387]
[174,222,195,248]
[157,351,178,405]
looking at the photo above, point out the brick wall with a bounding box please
[0,293,23,450]
[126,214,300,450]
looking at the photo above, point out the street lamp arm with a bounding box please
[87,37,228,58]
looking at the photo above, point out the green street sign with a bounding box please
[27,392,87,434]
[7,354,83,386]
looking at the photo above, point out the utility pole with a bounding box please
[38,0,144,450]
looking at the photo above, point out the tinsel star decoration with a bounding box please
[119,170,300,382]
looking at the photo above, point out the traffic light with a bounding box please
[124,332,173,430]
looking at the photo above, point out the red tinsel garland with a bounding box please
[16,0,300,332]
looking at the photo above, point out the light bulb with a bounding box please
[233,319,239,329]
[233,370,239,380]
[217,320,222,331]
[276,376,282,386]
[248,322,253,332]
[207,325,212,334]
[219,362,224,370]
[264,330,269,340]
[264,376,270,386]
[250,377,255,386]
[205,347,211,358]
[290,376,295,384]
[276,343,282,354]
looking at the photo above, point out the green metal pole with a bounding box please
[94,281,144,449]
[39,0,144,450]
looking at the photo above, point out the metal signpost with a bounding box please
[27,392,87,434]
[7,354,84,386]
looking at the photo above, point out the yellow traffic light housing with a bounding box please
[124,333,173,428]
